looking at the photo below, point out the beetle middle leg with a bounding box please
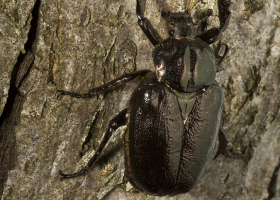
[57,70,151,99]
[59,108,128,180]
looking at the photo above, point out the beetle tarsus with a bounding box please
[57,90,89,99]
[57,90,81,99]
[57,90,66,99]
[59,167,89,181]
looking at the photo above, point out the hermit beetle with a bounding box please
[58,0,243,196]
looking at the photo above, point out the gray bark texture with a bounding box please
[0,0,280,199]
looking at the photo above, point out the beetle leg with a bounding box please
[59,108,128,180]
[214,125,244,159]
[136,0,162,46]
[216,44,229,72]
[57,70,151,99]
[196,0,231,44]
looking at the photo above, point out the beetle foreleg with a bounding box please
[196,0,231,44]
[214,125,245,159]
[136,0,162,46]
[59,108,128,180]
[57,70,151,99]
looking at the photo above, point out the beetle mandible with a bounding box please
[58,0,243,196]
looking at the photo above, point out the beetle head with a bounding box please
[161,9,213,38]
[161,9,195,38]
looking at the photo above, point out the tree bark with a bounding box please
[0,0,279,199]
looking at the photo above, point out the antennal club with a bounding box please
[161,9,171,21]
[194,9,213,26]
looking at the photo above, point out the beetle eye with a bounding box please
[169,29,175,36]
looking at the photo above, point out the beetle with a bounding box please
[58,0,243,196]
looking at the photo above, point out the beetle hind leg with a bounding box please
[59,108,128,180]
[214,125,244,159]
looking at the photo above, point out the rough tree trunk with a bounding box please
[0,0,279,199]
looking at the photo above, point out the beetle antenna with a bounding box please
[161,9,171,21]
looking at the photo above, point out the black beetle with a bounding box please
[58,0,243,196]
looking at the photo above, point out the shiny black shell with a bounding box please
[153,37,216,93]
[124,37,222,196]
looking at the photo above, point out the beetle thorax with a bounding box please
[153,38,216,93]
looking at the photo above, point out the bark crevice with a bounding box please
[0,0,41,197]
